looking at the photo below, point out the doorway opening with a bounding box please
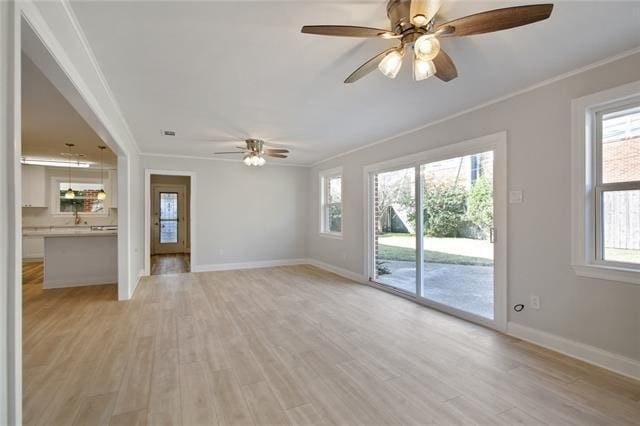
[148,173,193,275]
[366,133,507,330]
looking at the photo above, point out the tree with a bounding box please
[465,176,493,232]
[423,183,466,237]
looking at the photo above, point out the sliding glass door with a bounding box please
[369,141,503,326]
[421,151,495,319]
[372,167,417,294]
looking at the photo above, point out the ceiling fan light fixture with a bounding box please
[414,56,436,81]
[414,35,440,61]
[412,14,428,27]
[257,156,266,166]
[243,154,253,166]
[378,48,403,79]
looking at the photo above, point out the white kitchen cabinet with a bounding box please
[108,170,118,208]
[22,165,47,208]
[22,236,44,260]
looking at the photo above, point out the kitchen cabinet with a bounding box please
[22,236,44,260]
[108,170,118,208]
[22,165,47,208]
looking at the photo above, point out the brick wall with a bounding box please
[602,136,640,183]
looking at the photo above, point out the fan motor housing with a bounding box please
[386,0,413,33]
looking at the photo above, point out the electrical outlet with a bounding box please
[530,295,540,310]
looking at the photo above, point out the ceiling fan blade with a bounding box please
[301,25,398,39]
[214,151,244,155]
[265,148,290,154]
[436,4,553,37]
[266,153,288,159]
[433,50,457,82]
[410,0,443,26]
[344,47,397,84]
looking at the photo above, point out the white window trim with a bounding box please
[50,176,109,217]
[571,80,640,285]
[319,166,343,239]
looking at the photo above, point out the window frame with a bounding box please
[50,176,108,217]
[571,80,640,285]
[319,167,343,239]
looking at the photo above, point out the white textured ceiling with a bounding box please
[22,54,117,167]
[70,1,640,165]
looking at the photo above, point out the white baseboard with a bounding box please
[507,322,640,381]
[44,274,117,289]
[193,258,308,273]
[305,258,368,283]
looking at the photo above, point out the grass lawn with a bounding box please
[604,248,640,264]
[377,233,493,266]
[379,244,493,266]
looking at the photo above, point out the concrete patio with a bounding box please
[376,260,494,319]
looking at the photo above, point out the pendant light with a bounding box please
[64,143,75,199]
[97,146,107,200]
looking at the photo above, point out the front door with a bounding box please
[152,185,187,254]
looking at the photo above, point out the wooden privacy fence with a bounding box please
[603,190,640,250]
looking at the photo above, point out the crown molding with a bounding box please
[311,45,640,168]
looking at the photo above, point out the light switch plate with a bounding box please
[509,190,523,204]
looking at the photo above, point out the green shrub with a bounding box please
[423,183,466,237]
[465,176,493,231]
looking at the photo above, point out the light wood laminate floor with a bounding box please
[23,264,640,425]
[151,253,191,275]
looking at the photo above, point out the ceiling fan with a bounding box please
[214,139,290,167]
[301,0,553,83]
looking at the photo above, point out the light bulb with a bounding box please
[65,188,75,199]
[414,35,440,61]
[257,156,266,166]
[412,14,428,27]
[413,56,436,81]
[97,189,107,200]
[378,49,403,79]
[243,155,252,166]
[251,155,260,166]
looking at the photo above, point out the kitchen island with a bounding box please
[23,228,117,288]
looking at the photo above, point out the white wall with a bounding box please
[142,156,308,269]
[307,52,640,364]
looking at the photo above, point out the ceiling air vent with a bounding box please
[162,130,176,136]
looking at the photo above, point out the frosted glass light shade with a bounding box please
[97,189,107,200]
[414,35,440,61]
[378,49,403,79]
[65,188,75,199]
[414,57,436,81]
[257,156,266,166]
[243,155,252,166]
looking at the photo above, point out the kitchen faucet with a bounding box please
[74,205,82,225]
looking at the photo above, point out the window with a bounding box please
[56,180,106,215]
[571,81,640,285]
[595,105,640,265]
[320,168,342,237]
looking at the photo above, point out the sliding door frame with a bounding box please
[364,131,508,331]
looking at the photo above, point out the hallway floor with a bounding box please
[151,253,190,275]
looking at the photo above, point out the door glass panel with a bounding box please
[421,151,494,319]
[373,167,416,294]
[160,192,178,244]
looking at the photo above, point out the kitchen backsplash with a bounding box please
[22,207,118,227]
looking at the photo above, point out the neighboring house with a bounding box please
[602,111,640,251]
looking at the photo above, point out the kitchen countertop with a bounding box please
[23,226,118,238]
[23,230,117,237]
